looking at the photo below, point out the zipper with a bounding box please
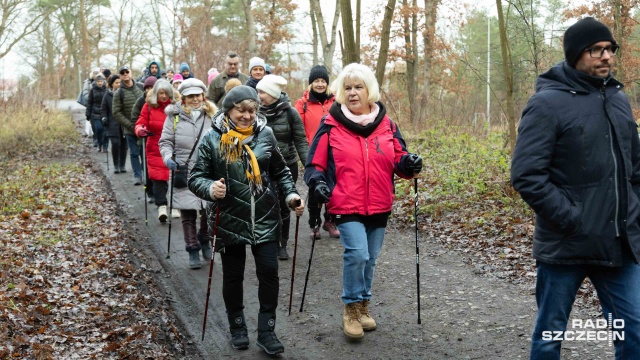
[365,138,370,215]
[602,83,620,237]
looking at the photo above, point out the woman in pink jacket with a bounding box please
[135,79,179,222]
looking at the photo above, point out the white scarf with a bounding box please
[340,103,379,126]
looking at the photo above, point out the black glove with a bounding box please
[314,182,332,204]
[406,154,422,175]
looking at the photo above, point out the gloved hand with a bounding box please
[406,154,423,175]
[314,182,332,204]
[135,126,151,138]
[166,158,178,171]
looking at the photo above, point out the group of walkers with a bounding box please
[76,17,640,359]
[77,54,423,355]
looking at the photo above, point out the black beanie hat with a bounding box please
[103,69,111,78]
[564,17,617,68]
[308,65,330,85]
[108,74,120,88]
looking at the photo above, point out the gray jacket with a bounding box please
[159,102,214,210]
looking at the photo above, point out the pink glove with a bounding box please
[135,126,150,138]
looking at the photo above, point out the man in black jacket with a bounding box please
[511,17,640,359]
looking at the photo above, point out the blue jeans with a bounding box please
[531,251,640,360]
[125,134,142,178]
[337,221,385,304]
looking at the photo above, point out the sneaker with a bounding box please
[309,227,321,240]
[277,246,289,260]
[134,176,142,185]
[256,331,284,355]
[148,197,155,204]
[322,220,340,238]
[188,251,201,269]
[359,300,377,331]
[157,205,168,223]
[342,303,364,339]
[171,208,181,218]
[114,168,121,174]
[119,167,127,173]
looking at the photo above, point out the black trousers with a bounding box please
[152,180,168,206]
[278,162,298,244]
[220,241,279,315]
[109,135,128,169]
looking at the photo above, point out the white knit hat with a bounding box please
[256,74,287,99]
[248,57,266,72]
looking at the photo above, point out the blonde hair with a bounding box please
[225,78,243,94]
[183,98,218,117]
[331,63,380,105]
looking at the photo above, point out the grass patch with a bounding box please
[0,99,78,160]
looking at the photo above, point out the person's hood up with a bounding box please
[148,60,162,79]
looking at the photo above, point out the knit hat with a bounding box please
[222,85,259,113]
[256,74,287,99]
[224,78,242,93]
[265,64,271,74]
[178,78,206,96]
[102,69,111,78]
[563,17,616,67]
[94,73,106,82]
[108,74,120,88]
[172,74,184,83]
[248,57,266,72]
[208,70,219,85]
[180,62,190,72]
[308,65,329,85]
[143,76,157,89]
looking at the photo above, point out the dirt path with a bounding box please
[60,100,614,359]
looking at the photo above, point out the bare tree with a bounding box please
[375,0,396,85]
[402,0,418,125]
[310,0,341,70]
[496,0,516,152]
[419,0,439,121]
[0,0,51,60]
[340,0,359,65]
[242,0,257,59]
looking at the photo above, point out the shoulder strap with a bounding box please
[118,88,124,103]
[183,114,207,165]
[303,99,307,113]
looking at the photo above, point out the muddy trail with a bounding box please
[61,100,613,359]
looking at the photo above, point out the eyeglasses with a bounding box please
[585,45,620,58]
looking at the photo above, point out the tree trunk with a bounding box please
[403,0,417,125]
[311,0,341,71]
[375,0,396,86]
[420,0,438,121]
[340,0,358,65]
[79,0,91,76]
[355,0,361,57]
[613,0,624,82]
[242,0,256,61]
[310,3,319,66]
[496,0,516,152]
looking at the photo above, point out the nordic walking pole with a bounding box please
[415,177,421,325]
[202,205,221,341]
[142,136,149,227]
[106,139,109,171]
[166,158,175,259]
[288,199,302,315]
[300,214,320,312]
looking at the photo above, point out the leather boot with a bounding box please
[256,312,284,355]
[359,300,377,331]
[227,311,249,350]
[278,238,289,260]
[342,303,364,339]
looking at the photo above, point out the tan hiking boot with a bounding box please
[359,300,377,331]
[342,303,364,339]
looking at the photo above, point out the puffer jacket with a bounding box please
[511,61,640,266]
[113,81,144,136]
[86,82,107,121]
[261,92,308,166]
[295,90,335,144]
[188,111,299,246]
[135,100,171,181]
[304,101,413,217]
[101,90,123,138]
[159,102,215,210]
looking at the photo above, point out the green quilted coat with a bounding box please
[188,110,299,246]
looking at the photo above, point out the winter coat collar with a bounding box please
[536,61,623,95]
[328,101,387,138]
[304,89,334,105]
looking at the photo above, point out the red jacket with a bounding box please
[294,90,335,145]
[304,102,413,216]
[135,100,171,181]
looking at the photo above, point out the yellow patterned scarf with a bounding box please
[219,115,262,194]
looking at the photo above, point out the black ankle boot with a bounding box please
[256,312,284,355]
[228,312,249,350]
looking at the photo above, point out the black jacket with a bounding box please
[101,90,122,138]
[86,83,107,121]
[511,62,640,266]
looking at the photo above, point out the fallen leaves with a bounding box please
[0,157,184,358]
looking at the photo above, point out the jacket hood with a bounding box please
[148,60,162,79]
[165,102,191,123]
[211,108,267,134]
[536,61,622,94]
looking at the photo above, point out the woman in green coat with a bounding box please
[188,85,304,355]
